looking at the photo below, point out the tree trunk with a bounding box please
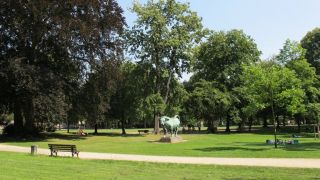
[263,115,268,128]
[271,89,277,149]
[121,121,126,135]
[14,100,24,134]
[94,123,98,134]
[164,70,173,104]
[295,115,301,133]
[24,98,35,134]
[282,116,286,127]
[207,119,218,133]
[318,124,320,139]
[154,115,160,134]
[248,117,253,132]
[153,105,160,134]
[121,113,126,135]
[298,121,301,133]
[143,114,147,128]
[276,116,280,129]
[225,115,231,133]
[238,122,244,132]
[67,120,70,133]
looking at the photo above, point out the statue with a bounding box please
[160,115,180,137]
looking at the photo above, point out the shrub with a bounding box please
[46,124,56,132]
[2,124,15,136]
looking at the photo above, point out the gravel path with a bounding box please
[0,144,319,169]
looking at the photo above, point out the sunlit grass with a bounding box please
[1,128,319,158]
[0,151,319,180]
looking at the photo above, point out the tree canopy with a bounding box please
[0,0,125,135]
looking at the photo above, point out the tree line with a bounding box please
[0,0,319,136]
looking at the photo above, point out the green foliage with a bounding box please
[165,82,189,116]
[194,30,261,87]
[193,29,261,131]
[126,0,205,102]
[276,39,306,65]
[126,0,205,132]
[306,103,320,124]
[0,113,13,125]
[0,0,126,134]
[80,60,121,131]
[145,93,166,116]
[186,80,231,132]
[301,27,320,74]
[276,88,306,116]
[241,61,305,117]
[128,0,204,73]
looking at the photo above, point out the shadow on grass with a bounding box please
[87,132,142,137]
[193,141,320,153]
[0,132,87,143]
[0,131,144,144]
[283,142,320,152]
[193,146,268,152]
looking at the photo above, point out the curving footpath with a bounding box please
[0,144,319,169]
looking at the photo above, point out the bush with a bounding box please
[2,124,41,137]
[0,114,13,126]
[2,124,15,136]
[46,124,56,132]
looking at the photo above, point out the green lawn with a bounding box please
[1,128,320,158]
[0,151,319,180]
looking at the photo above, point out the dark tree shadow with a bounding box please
[194,146,268,152]
[87,132,143,137]
[0,131,145,143]
[282,142,320,152]
[193,141,320,153]
[0,132,88,143]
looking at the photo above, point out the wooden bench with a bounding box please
[48,144,79,157]
[138,130,149,134]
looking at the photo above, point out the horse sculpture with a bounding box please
[160,115,180,137]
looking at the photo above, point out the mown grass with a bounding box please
[0,151,319,180]
[1,128,320,158]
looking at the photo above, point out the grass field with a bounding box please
[0,151,319,180]
[1,128,320,158]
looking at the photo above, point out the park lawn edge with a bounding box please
[0,151,319,180]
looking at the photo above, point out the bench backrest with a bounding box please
[48,144,77,152]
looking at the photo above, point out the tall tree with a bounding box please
[194,30,260,132]
[109,61,149,135]
[186,80,231,133]
[0,0,125,135]
[276,39,320,130]
[194,30,260,86]
[241,61,304,148]
[301,28,320,74]
[81,60,120,134]
[126,0,205,134]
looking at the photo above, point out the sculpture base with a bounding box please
[159,136,184,143]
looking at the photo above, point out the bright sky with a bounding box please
[118,0,320,80]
